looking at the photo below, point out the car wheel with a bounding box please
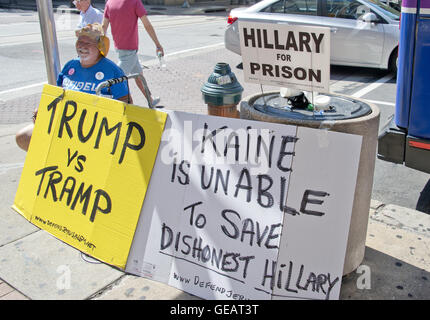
[389,48,398,75]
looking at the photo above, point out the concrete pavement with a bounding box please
[1,46,429,301]
[0,5,429,301]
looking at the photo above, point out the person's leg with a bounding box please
[134,73,159,106]
[128,53,159,106]
[117,49,138,103]
[117,49,158,106]
[16,123,34,151]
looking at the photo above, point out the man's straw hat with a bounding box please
[75,23,110,57]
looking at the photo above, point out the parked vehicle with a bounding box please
[378,0,430,174]
[225,0,400,73]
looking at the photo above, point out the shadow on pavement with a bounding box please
[341,246,430,300]
[330,65,396,83]
[416,179,430,215]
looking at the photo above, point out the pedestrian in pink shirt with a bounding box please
[102,0,163,106]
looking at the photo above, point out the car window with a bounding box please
[366,0,400,20]
[325,0,373,19]
[261,0,318,15]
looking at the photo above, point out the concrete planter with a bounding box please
[240,91,380,275]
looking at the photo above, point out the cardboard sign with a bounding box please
[239,21,330,92]
[126,111,361,300]
[13,84,167,269]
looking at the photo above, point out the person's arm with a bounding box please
[140,15,164,55]
[102,17,110,34]
[118,95,132,104]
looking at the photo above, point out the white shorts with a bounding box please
[117,49,143,75]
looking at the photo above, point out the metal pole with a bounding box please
[36,0,61,85]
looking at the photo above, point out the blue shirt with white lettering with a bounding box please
[57,57,129,100]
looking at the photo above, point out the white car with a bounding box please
[225,0,400,73]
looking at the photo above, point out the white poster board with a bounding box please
[239,21,330,93]
[126,111,361,300]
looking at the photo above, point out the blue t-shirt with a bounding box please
[57,57,129,100]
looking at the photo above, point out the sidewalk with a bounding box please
[0,4,429,300]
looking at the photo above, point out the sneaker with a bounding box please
[151,97,160,107]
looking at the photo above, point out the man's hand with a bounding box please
[156,45,164,57]
[32,109,38,123]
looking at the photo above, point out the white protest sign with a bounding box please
[239,21,330,92]
[126,111,361,300]
[272,128,362,300]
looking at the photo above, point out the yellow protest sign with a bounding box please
[13,84,167,269]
